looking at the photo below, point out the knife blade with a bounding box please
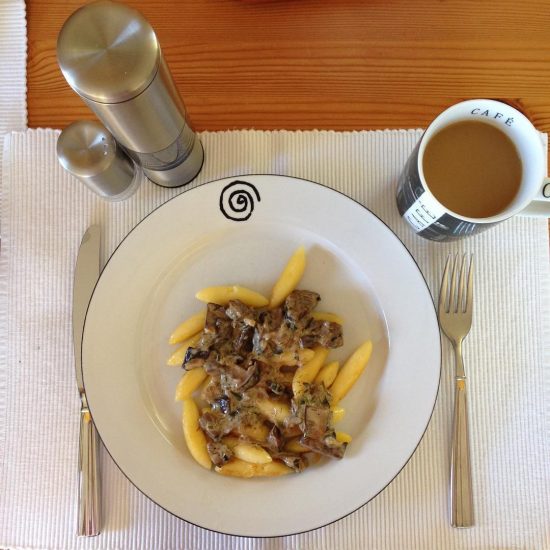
[73,225,101,536]
[73,225,101,395]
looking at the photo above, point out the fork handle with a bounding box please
[450,377,474,527]
[78,405,101,536]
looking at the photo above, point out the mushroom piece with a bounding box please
[301,405,332,440]
[225,300,257,326]
[300,319,343,349]
[266,425,284,454]
[206,440,233,467]
[284,290,320,325]
[300,435,347,459]
[275,453,309,472]
[182,347,210,370]
[199,410,235,440]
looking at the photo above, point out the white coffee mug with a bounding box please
[396,99,550,241]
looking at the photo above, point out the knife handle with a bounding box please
[78,406,101,536]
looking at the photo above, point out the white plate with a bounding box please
[82,175,440,537]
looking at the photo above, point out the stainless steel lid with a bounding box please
[57,120,140,201]
[57,0,160,104]
[57,120,118,176]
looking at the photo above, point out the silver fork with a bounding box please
[438,253,474,528]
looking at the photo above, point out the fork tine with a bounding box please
[458,253,468,313]
[439,254,452,313]
[449,253,459,313]
[466,254,474,313]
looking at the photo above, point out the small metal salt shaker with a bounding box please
[57,121,140,201]
[57,0,204,188]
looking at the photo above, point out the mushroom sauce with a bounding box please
[181,290,346,472]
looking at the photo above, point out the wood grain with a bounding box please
[27,0,550,136]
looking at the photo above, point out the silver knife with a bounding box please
[73,225,101,537]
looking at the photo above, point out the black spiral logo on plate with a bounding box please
[219,180,261,221]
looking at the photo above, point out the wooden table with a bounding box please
[27,0,550,136]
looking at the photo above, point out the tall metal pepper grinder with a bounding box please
[57,0,204,188]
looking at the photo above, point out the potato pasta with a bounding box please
[167,246,373,477]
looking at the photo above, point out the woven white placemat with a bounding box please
[0,128,548,550]
[0,0,26,191]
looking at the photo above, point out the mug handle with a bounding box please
[518,177,550,217]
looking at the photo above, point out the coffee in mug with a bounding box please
[397,99,550,241]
